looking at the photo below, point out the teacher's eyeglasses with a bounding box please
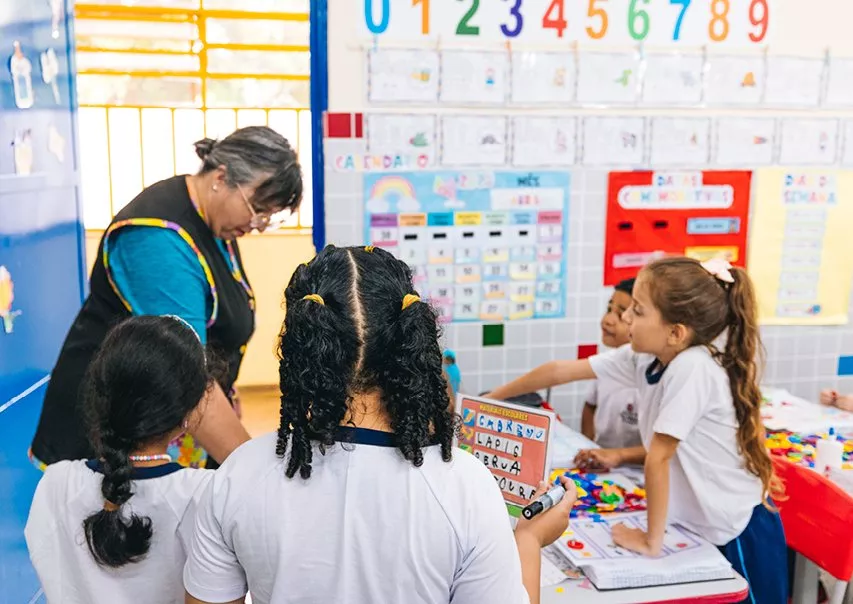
[236,183,272,231]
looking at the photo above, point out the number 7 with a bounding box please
[670,0,691,40]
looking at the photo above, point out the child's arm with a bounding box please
[581,403,596,441]
[575,445,646,469]
[611,434,678,556]
[487,359,596,401]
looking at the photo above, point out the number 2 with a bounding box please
[542,0,568,38]
[748,0,769,42]
[586,0,608,40]
[413,0,429,35]
[501,0,524,37]
[709,0,729,42]
[456,0,480,35]
[669,0,691,40]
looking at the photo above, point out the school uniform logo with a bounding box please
[620,403,638,426]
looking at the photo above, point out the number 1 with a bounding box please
[413,0,429,35]
[669,0,691,40]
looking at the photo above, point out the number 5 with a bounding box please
[586,0,608,40]
[669,0,691,41]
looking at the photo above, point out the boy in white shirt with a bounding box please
[581,277,641,450]
[26,316,216,604]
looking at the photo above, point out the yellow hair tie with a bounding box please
[303,294,325,305]
[301,261,310,267]
[402,294,420,310]
[364,245,375,253]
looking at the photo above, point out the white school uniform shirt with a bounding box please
[589,344,764,545]
[25,460,212,604]
[586,380,642,449]
[183,428,530,604]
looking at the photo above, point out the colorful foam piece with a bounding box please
[765,429,853,470]
[549,469,647,519]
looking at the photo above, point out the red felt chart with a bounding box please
[604,170,752,286]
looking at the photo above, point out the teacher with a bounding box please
[30,126,303,468]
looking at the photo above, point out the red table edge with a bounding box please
[643,586,750,604]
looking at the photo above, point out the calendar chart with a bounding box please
[363,171,570,323]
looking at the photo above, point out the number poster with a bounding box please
[363,170,570,323]
[457,395,555,511]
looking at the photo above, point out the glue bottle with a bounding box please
[10,41,34,109]
[815,427,844,475]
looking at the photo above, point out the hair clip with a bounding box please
[364,245,375,253]
[699,257,735,284]
[303,293,325,305]
[402,294,420,310]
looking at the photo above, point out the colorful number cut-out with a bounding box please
[628,0,650,40]
[413,0,430,35]
[542,0,568,38]
[586,0,608,40]
[501,0,524,37]
[709,0,730,41]
[669,0,691,40]
[748,0,769,42]
[456,0,480,35]
[364,0,390,34]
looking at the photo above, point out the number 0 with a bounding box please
[364,0,390,34]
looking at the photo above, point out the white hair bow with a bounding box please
[699,257,735,284]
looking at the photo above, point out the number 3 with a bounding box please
[501,0,524,37]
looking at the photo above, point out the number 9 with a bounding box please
[748,0,768,42]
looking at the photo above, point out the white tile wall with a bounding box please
[324,136,853,429]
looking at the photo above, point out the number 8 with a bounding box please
[708,0,729,42]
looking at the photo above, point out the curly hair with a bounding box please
[276,245,457,479]
[641,257,780,504]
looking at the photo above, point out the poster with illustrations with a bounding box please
[778,119,839,166]
[510,51,576,105]
[367,48,439,103]
[704,55,765,106]
[577,52,640,105]
[582,116,645,166]
[604,170,752,285]
[649,118,711,166]
[714,117,776,166]
[440,50,508,105]
[641,53,704,106]
[457,395,555,511]
[441,116,508,166]
[363,170,570,322]
[748,169,853,325]
[366,114,437,168]
[512,116,577,167]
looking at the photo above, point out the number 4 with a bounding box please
[542,0,567,38]
[670,0,691,41]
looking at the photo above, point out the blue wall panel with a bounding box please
[0,0,86,601]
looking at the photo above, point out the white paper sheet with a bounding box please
[778,119,839,165]
[440,50,508,105]
[441,115,508,166]
[581,116,645,166]
[650,118,711,166]
[714,117,776,166]
[512,116,577,167]
[510,51,576,105]
[825,57,853,107]
[367,48,440,103]
[641,53,704,106]
[841,121,853,167]
[704,55,765,106]
[366,114,437,167]
[764,56,823,107]
[577,52,639,105]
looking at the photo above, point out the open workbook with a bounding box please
[553,515,733,590]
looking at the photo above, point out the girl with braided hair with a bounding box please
[184,245,575,604]
[25,315,215,604]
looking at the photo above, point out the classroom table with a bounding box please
[542,572,750,603]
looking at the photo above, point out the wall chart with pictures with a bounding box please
[363,170,570,322]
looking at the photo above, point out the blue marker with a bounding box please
[522,484,566,520]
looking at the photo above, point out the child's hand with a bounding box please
[836,394,853,412]
[611,523,660,556]
[574,448,623,470]
[820,389,838,406]
[515,476,577,548]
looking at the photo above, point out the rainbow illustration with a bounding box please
[367,175,416,204]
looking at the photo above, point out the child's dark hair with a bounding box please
[615,277,635,296]
[640,257,779,502]
[277,245,457,479]
[82,315,212,568]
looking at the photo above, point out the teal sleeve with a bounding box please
[108,226,210,344]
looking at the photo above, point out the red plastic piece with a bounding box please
[771,456,853,581]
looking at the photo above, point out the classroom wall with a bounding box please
[321,0,853,427]
[84,231,314,386]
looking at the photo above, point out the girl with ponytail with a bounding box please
[26,316,215,604]
[489,256,787,604]
[184,245,575,604]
